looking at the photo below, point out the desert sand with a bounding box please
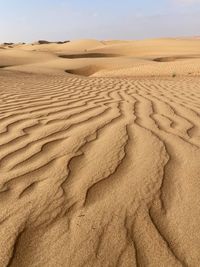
[0,38,200,266]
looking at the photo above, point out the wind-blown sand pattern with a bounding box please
[1,38,200,266]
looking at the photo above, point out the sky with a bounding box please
[0,0,200,42]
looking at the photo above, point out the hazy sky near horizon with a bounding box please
[0,0,200,42]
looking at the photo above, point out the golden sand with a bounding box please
[0,38,200,266]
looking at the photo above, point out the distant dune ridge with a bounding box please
[1,38,200,76]
[0,38,200,266]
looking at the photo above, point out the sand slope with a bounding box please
[1,38,200,77]
[0,39,200,266]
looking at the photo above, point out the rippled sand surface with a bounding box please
[0,39,200,266]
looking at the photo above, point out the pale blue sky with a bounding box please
[0,0,200,42]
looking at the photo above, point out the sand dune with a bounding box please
[2,38,200,77]
[0,38,200,266]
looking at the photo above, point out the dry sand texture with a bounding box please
[0,38,200,266]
